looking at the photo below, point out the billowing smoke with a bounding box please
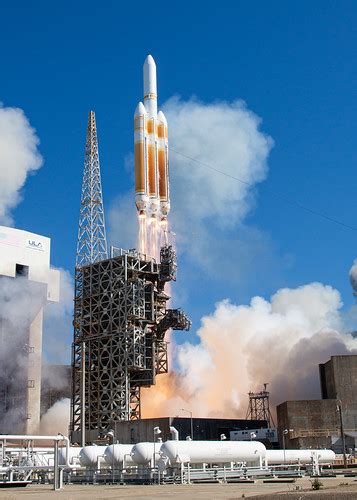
[0,276,46,432]
[0,269,73,433]
[166,97,272,224]
[43,269,73,364]
[142,282,357,418]
[40,398,70,436]
[0,104,43,224]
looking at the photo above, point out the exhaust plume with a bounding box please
[40,398,70,436]
[142,282,357,418]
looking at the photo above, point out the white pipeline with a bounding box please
[266,449,336,464]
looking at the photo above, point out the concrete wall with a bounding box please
[277,355,357,450]
[277,400,339,449]
[320,355,357,429]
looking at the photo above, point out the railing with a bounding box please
[290,429,356,438]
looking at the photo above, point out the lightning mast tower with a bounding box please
[76,111,108,267]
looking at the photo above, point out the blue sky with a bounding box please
[2,1,357,344]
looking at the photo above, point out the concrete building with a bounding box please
[0,226,59,434]
[113,417,267,444]
[320,355,357,429]
[277,355,357,452]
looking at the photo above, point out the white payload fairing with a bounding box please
[134,55,170,222]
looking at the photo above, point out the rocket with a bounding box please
[134,55,170,222]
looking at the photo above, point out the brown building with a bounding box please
[277,355,357,452]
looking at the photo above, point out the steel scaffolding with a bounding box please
[70,246,190,444]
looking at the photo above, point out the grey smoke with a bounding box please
[0,276,46,432]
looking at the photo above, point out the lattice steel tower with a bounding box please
[246,383,275,427]
[76,111,108,267]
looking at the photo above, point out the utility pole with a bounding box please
[180,408,193,440]
[337,400,347,468]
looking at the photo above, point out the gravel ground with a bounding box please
[0,477,356,499]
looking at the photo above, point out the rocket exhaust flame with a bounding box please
[138,214,147,255]
[148,216,159,260]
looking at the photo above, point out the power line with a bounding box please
[169,146,357,232]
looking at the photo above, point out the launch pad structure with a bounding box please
[70,110,190,445]
[70,245,190,444]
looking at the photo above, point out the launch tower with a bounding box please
[71,91,190,444]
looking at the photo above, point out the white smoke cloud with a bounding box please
[0,268,73,432]
[40,398,70,436]
[142,282,357,419]
[0,105,43,224]
[166,97,272,226]
[43,269,73,364]
[0,275,46,432]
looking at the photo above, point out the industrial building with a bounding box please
[277,355,357,453]
[0,226,59,434]
[112,417,268,444]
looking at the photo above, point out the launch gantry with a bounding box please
[70,111,190,445]
[70,246,190,444]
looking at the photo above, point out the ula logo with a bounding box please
[27,239,44,251]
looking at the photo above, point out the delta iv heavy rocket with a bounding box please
[134,55,170,223]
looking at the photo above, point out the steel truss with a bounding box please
[70,247,190,444]
[246,384,275,428]
[76,111,108,268]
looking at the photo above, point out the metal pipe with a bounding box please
[0,435,67,441]
[337,400,347,468]
[0,434,75,474]
[58,434,70,467]
[54,440,59,490]
[81,341,86,447]
[169,426,179,441]
[180,408,193,440]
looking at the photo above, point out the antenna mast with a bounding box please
[76,111,108,267]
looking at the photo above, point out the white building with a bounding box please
[0,226,60,434]
[230,427,279,445]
